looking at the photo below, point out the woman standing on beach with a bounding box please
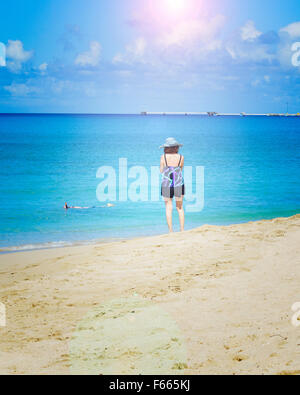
[160,138,185,233]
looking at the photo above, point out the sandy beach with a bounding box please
[0,215,300,375]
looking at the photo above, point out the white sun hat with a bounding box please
[159,137,183,149]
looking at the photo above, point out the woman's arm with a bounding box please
[160,155,165,173]
[180,155,184,169]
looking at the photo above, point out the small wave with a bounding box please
[0,237,124,254]
[0,241,79,253]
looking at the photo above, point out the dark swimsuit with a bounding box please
[161,154,185,199]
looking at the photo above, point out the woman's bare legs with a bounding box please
[164,198,173,233]
[176,197,185,232]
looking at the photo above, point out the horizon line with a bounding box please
[0,111,299,116]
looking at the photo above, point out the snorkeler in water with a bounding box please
[64,202,114,210]
[64,202,90,210]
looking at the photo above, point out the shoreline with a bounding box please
[0,214,300,374]
[0,237,126,255]
[1,213,300,255]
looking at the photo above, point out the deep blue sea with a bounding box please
[0,114,299,251]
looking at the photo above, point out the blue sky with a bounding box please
[0,0,300,113]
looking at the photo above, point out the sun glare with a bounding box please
[165,0,186,12]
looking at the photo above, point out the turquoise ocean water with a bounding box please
[0,114,299,251]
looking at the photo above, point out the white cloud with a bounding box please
[251,79,260,87]
[46,77,99,99]
[49,79,74,94]
[75,41,101,67]
[129,37,146,58]
[241,21,262,42]
[4,77,99,99]
[4,82,39,96]
[251,75,272,87]
[113,15,226,68]
[226,21,274,64]
[226,45,237,59]
[5,40,33,72]
[280,21,300,38]
[113,37,146,64]
[6,40,33,61]
[226,41,275,63]
[158,15,225,49]
[39,63,48,72]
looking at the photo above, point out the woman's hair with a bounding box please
[164,146,179,154]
